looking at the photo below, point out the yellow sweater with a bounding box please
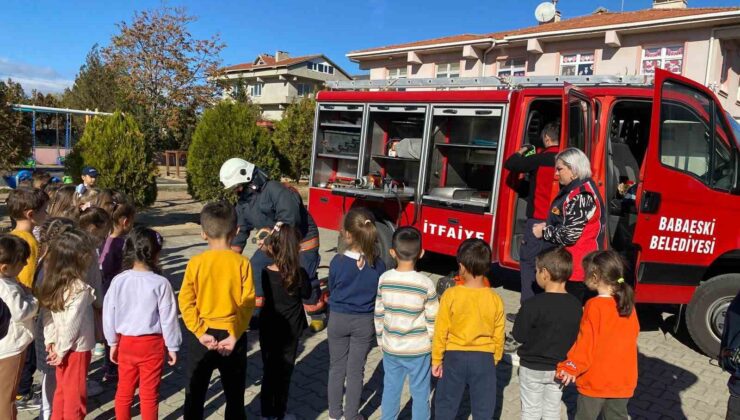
[432,285,505,366]
[178,249,255,338]
[11,230,38,289]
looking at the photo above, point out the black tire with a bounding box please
[686,273,740,357]
[375,220,396,270]
[335,220,395,269]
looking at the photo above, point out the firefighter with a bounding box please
[503,122,560,323]
[219,158,321,326]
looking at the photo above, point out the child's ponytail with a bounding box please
[123,227,163,274]
[342,208,378,267]
[583,250,635,317]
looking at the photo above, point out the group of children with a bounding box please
[0,167,185,420]
[0,168,641,420]
[327,207,639,420]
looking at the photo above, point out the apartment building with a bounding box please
[221,51,351,120]
[347,1,740,118]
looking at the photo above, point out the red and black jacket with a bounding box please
[504,146,559,220]
[543,178,606,281]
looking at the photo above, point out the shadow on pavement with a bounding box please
[629,352,698,419]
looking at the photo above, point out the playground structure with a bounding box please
[11,104,113,165]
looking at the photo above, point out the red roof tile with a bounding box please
[349,7,740,55]
[509,7,739,36]
[223,54,323,72]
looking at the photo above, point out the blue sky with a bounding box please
[0,0,736,93]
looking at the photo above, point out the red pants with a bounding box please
[52,351,91,420]
[115,335,165,420]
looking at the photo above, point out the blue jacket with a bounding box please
[328,253,386,315]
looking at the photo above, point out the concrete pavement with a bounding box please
[17,226,732,419]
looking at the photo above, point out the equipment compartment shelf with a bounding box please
[317,153,359,160]
[434,143,497,150]
[320,122,362,129]
[371,155,420,162]
[332,187,415,201]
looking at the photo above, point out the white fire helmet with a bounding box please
[219,158,256,190]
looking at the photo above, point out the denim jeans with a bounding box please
[434,351,497,420]
[518,366,562,420]
[381,353,431,420]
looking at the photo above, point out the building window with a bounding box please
[307,62,334,74]
[560,53,594,76]
[296,83,312,97]
[436,62,460,78]
[388,67,407,79]
[641,46,683,75]
[249,83,263,97]
[497,58,526,77]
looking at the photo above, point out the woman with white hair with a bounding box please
[532,147,606,303]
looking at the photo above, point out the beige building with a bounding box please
[347,1,740,118]
[221,51,351,120]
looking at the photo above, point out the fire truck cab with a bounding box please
[307,69,740,357]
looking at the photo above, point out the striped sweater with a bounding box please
[374,269,439,357]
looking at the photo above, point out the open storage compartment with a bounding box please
[312,103,364,188]
[331,104,428,202]
[423,106,504,212]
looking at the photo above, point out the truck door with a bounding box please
[561,84,597,156]
[632,69,740,304]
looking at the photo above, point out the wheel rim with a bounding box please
[707,296,733,340]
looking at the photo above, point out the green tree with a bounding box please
[0,79,31,171]
[187,101,279,201]
[104,6,225,151]
[65,112,157,206]
[272,97,316,181]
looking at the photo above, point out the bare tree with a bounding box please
[104,6,225,150]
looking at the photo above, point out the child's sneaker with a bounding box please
[504,334,521,353]
[15,394,41,411]
[93,343,105,357]
[88,379,104,397]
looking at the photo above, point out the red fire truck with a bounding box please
[307,69,740,357]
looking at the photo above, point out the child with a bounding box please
[78,206,111,361]
[32,170,52,190]
[432,239,505,420]
[36,227,97,420]
[34,218,76,420]
[7,187,47,409]
[7,187,47,289]
[47,185,79,221]
[259,223,312,420]
[99,195,135,382]
[0,235,38,420]
[556,250,640,420]
[374,227,438,420]
[75,166,99,196]
[328,208,386,420]
[103,227,181,420]
[512,247,582,420]
[178,201,255,420]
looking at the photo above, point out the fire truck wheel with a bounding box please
[686,273,740,357]
[375,220,395,269]
[335,220,396,269]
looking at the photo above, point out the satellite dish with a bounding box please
[535,2,557,23]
